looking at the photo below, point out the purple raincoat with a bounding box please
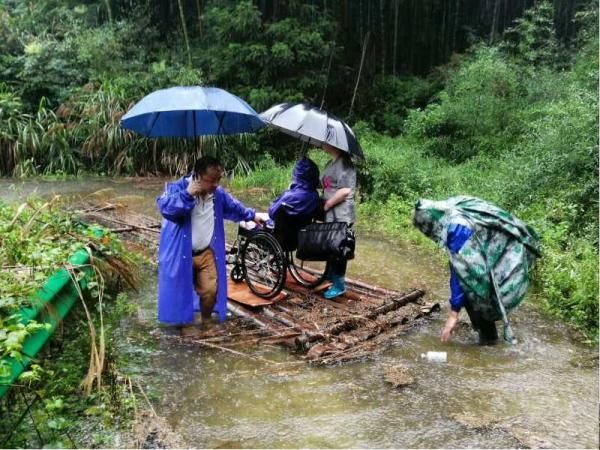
[268,157,321,218]
[157,176,255,325]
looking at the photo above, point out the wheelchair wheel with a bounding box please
[230,264,245,283]
[288,251,328,288]
[241,231,286,299]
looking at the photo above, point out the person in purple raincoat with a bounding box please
[268,157,321,250]
[157,156,264,332]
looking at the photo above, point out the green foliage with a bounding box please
[197,0,335,111]
[0,85,23,119]
[571,1,599,91]
[229,155,292,199]
[507,82,598,237]
[502,0,562,67]
[353,75,439,135]
[405,46,523,163]
[0,198,139,373]
[535,212,599,342]
[15,32,88,106]
[3,304,138,448]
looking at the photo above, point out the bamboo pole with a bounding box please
[345,276,401,297]
[227,301,281,333]
[177,0,192,66]
[348,31,370,118]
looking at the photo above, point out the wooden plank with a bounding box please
[227,279,288,306]
[284,276,331,294]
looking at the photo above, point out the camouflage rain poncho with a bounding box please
[413,196,541,339]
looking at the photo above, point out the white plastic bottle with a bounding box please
[421,351,447,363]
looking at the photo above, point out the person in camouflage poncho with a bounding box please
[413,196,541,344]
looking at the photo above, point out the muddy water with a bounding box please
[2,178,598,448]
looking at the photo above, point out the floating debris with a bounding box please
[507,425,553,449]
[383,365,415,388]
[452,413,554,449]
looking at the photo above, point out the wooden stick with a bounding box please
[296,289,424,348]
[194,340,277,363]
[85,214,160,233]
[345,276,401,297]
[135,380,158,419]
[227,301,281,333]
[263,306,316,334]
[105,227,134,233]
[223,332,302,347]
[195,327,291,343]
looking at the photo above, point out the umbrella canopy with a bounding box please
[121,86,265,137]
[413,196,541,324]
[260,103,364,159]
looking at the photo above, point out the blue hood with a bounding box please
[268,157,321,218]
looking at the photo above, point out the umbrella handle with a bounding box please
[300,141,309,157]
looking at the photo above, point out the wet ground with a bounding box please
[2,177,598,448]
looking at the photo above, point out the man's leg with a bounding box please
[192,249,218,321]
[464,301,498,345]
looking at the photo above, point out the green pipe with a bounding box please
[0,248,93,399]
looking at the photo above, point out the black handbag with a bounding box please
[296,221,356,261]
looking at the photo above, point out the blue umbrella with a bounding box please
[121,86,265,137]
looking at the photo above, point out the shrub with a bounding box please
[536,224,599,342]
[353,75,438,135]
[405,46,523,163]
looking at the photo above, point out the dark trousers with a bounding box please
[328,221,352,278]
[329,257,347,278]
[464,301,498,345]
[273,210,312,251]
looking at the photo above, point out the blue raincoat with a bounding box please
[157,176,256,325]
[268,157,321,218]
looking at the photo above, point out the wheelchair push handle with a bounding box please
[238,213,273,236]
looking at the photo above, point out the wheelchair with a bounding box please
[228,219,328,299]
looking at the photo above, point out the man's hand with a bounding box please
[187,180,203,197]
[253,213,268,226]
[441,310,460,343]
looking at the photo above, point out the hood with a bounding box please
[413,196,541,255]
[413,198,460,246]
[290,157,320,190]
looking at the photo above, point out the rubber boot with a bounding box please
[324,275,346,299]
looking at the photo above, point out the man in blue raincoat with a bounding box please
[157,156,264,331]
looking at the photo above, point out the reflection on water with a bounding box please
[1,178,597,448]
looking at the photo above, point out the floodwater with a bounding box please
[2,178,598,448]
